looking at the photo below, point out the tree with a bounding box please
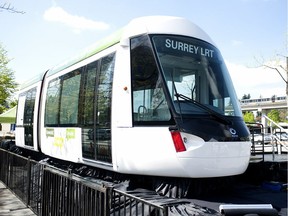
[0,3,25,14]
[0,44,17,114]
[243,111,255,123]
[278,109,287,122]
[262,57,287,97]
[267,109,280,123]
[255,111,262,123]
[255,55,288,117]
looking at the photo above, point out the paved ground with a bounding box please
[0,182,36,216]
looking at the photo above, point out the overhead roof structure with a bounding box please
[0,106,16,123]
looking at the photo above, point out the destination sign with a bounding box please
[152,36,218,60]
[165,38,214,58]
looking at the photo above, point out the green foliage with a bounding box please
[267,109,280,123]
[278,109,287,122]
[0,44,17,114]
[243,111,255,123]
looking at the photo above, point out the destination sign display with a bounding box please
[165,38,214,58]
[152,36,219,60]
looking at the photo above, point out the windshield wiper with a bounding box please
[174,93,232,125]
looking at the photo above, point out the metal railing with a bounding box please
[0,150,43,215]
[246,122,265,162]
[247,119,288,160]
[263,115,288,160]
[0,148,168,216]
[41,167,111,216]
[111,189,168,216]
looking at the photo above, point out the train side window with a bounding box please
[82,61,98,126]
[131,35,171,125]
[94,53,115,163]
[96,54,114,130]
[45,78,61,125]
[59,70,81,125]
[80,61,98,160]
[45,70,81,126]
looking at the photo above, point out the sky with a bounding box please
[0,0,287,99]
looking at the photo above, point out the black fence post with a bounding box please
[27,156,31,206]
[163,205,169,216]
[106,185,113,216]
[7,150,12,187]
[41,168,48,216]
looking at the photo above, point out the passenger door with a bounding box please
[15,94,26,147]
[81,53,115,163]
[15,88,37,148]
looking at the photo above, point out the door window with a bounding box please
[20,87,37,147]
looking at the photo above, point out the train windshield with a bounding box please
[152,35,242,117]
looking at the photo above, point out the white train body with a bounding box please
[15,16,251,178]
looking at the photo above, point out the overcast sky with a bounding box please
[0,0,287,99]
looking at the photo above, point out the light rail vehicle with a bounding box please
[14,16,251,188]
